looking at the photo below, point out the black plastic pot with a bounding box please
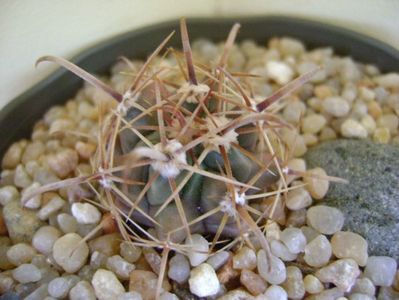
[1,16,399,160]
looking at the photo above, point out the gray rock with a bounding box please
[305,139,399,260]
[3,201,44,243]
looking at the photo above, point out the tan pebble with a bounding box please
[129,270,170,300]
[47,149,78,178]
[377,114,399,134]
[101,213,118,234]
[260,197,286,225]
[314,85,333,99]
[304,168,329,200]
[75,142,97,160]
[304,274,324,294]
[2,142,23,169]
[285,158,306,184]
[143,248,162,275]
[240,269,267,296]
[360,115,376,134]
[367,101,382,119]
[232,246,257,270]
[303,133,318,146]
[53,233,89,273]
[92,269,125,300]
[49,118,75,136]
[319,126,337,141]
[340,119,368,138]
[307,97,323,112]
[21,142,45,165]
[14,165,32,188]
[89,233,122,256]
[217,254,239,285]
[302,114,326,134]
[373,127,391,144]
[286,209,307,227]
[331,231,368,266]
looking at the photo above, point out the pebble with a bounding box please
[351,278,375,297]
[301,226,320,243]
[118,291,143,300]
[364,256,397,286]
[106,255,135,280]
[185,234,209,266]
[0,186,19,206]
[303,274,324,294]
[92,269,125,300]
[0,273,15,294]
[21,182,41,209]
[283,101,306,124]
[373,127,391,143]
[6,243,36,266]
[71,202,101,225]
[306,205,344,234]
[14,165,32,188]
[143,248,162,274]
[129,270,170,300]
[168,253,190,284]
[32,226,61,255]
[323,96,350,117]
[48,277,75,298]
[279,37,305,56]
[69,280,96,300]
[281,266,305,300]
[304,167,329,200]
[331,231,368,266]
[120,241,142,263]
[189,263,220,297]
[377,114,399,134]
[361,115,377,134]
[315,258,360,292]
[266,60,294,85]
[57,213,78,233]
[375,73,399,88]
[47,149,78,178]
[263,285,288,300]
[206,251,230,270]
[90,251,107,269]
[302,114,327,134]
[159,292,178,300]
[257,250,286,285]
[217,289,254,300]
[52,233,89,273]
[341,119,368,138]
[286,209,307,227]
[37,195,65,220]
[233,246,257,270]
[240,269,267,296]
[24,283,49,300]
[12,264,42,283]
[286,187,312,210]
[2,142,24,169]
[280,227,306,254]
[270,240,297,261]
[89,233,122,256]
[3,200,43,243]
[304,235,332,267]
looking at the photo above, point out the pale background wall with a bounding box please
[1,0,399,109]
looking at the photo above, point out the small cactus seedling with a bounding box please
[27,18,342,299]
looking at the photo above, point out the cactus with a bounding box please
[27,18,329,298]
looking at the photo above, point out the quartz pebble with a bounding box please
[89,233,121,257]
[37,195,65,220]
[364,256,397,286]
[53,233,89,273]
[323,96,350,117]
[351,278,375,297]
[71,202,101,225]
[69,280,96,300]
[348,293,373,300]
[118,291,143,300]
[280,227,306,254]
[283,101,306,124]
[32,226,61,255]
[315,258,360,292]
[168,253,190,284]
[0,186,19,206]
[240,269,267,296]
[281,266,305,300]
[264,285,288,300]
[6,243,36,266]
[257,250,286,285]
[270,240,297,261]
[129,270,170,300]
[302,114,327,134]
[12,264,42,283]
[233,246,257,270]
[286,187,312,210]
[92,269,125,300]
[341,119,368,138]
[90,251,107,269]
[304,235,332,267]
[106,255,135,280]
[48,277,75,298]
[57,213,78,233]
[21,182,41,209]
[47,149,78,178]
[120,241,142,263]
[266,60,294,85]
[206,251,230,270]
[301,226,320,243]
[331,231,368,266]
[303,274,324,294]
[307,205,344,234]
[189,263,219,297]
[185,234,209,266]
[218,289,254,300]
[304,167,329,200]
[143,248,162,274]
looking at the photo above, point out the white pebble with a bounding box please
[69,280,96,300]
[270,240,297,261]
[364,256,397,286]
[341,119,368,138]
[283,101,306,124]
[106,255,135,280]
[52,233,89,273]
[14,165,32,188]
[331,231,368,266]
[7,243,37,266]
[307,205,344,234]
[351,278,375,297]
[168,253,190,284]
[12,263,42,283]
[348,293,374,300]
[302,114,327,134]
[375,73,399,88]
[159,292,178,300]
[92,269,125,300]
[264,285,288,300]
[257,250,286,284]
[32,226,61,255]
[304,274,324,294]
[57,213,78,233]
[38,197,65,221]
[286,187,312,210]
[189,263,219,297]
[48,277,74,298]
[71,202,101,225]
[22,182,41,209]
[280,228,306,254]
[0,186,19,206]
[304,235,332,267]
[185,234,209,266]
[281,266,305,299]
[266,60,294,85]
[206,251,230,270]
[232,246,257,270]
[315,259,360,292]
[323,97,350,117]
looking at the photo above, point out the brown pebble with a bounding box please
[129,270,171,300]
[101,213,118,234]
[143,248,162,275]
[2,142,23,169]
[217,254,240,290]
[89,233,122,256]
[75,142,97,160]
[240,269,267,296]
